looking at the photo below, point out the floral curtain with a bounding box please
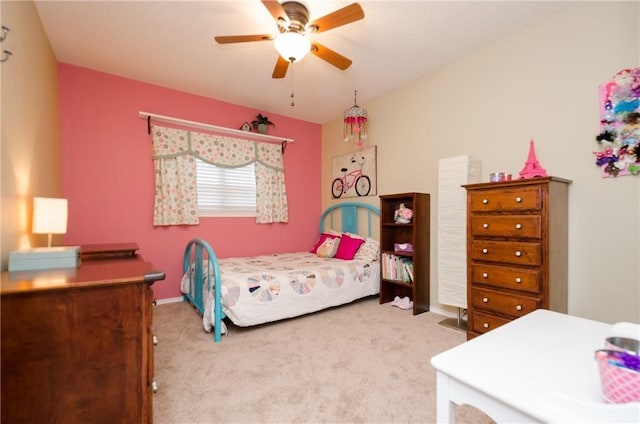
[151,125,288,225]
[152,126,198,225]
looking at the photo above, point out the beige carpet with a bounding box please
[153,296,494,424]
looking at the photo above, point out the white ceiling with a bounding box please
[34,0,571,124]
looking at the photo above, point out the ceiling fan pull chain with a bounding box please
[290,61,295,107]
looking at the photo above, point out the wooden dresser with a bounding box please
[463,177,571,339]
[1,244,164,423]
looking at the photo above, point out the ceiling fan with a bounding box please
[214,1,365,79]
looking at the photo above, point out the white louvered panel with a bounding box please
[437,155,481,309]
[196,159,256,215]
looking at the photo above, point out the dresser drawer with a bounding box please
[469,187,541,212]
[470,287,541,318]
[470,215,541,238]
[470,264,541,293]
[470,240,541,266]
[470,310,510,335]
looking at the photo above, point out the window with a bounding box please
[196,159,256,217]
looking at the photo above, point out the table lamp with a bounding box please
[7,197,79,271]
[32,197,68,247]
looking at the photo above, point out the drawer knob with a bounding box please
[482,297,489,303]
[482,248,488,254]
[515,223,522,230]
[515,196,522,203]
[515,277,522,283]
[152,380,159,393]
[483,322,489,329]
[515,304,523,311]
[483,223,489,229]
[153,335,159,346]
[482,272,488,278]
[515,251,522,257]
[482,198,488,204]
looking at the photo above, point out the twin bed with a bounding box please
[180,202,381,342]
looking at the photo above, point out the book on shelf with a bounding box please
[381,252,413,283]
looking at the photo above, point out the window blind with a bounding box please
[196,159,256,217]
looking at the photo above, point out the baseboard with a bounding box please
[429,306,458,318]
[156,296,183,305]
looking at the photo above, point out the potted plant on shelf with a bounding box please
[251,113,275,135]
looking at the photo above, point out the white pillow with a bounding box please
[316,237,340,258]
[344,232,380,262]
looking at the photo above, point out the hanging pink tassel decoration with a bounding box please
[343,91,368,146]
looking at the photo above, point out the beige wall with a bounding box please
[322,2,640,324]
[1,0,61,269]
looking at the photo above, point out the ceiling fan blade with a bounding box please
[272,56,290,79]
[310,42,352,70]
[215,34,274,44]
[262,0,288,25]
[307,3,364,33]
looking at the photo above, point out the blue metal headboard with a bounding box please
[319,202,380,237]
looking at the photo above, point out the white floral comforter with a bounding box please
[181,252,380,328]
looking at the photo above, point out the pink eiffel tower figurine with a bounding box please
[518,138,548,179]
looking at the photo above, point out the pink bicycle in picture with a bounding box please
[331,155,371,198]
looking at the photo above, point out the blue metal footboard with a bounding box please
[182,238,226,342]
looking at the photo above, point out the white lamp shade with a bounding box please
[32,197,68,235]
[274,32,311,62]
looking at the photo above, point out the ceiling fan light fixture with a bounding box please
[274,31,311,63]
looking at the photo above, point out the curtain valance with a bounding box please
[151,126,283,170]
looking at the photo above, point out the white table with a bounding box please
[430,309,640,423]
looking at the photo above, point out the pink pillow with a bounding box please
[310,233,340,253]
[334,233,365,260]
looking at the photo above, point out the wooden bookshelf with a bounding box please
[379,192,430,315]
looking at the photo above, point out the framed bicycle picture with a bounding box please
[331,146,377,199]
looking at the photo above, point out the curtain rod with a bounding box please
[138,111,295,144]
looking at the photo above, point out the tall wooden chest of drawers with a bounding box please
[1,246,164,423]
[463,177,571,339]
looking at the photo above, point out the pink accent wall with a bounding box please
[58,63,321,299]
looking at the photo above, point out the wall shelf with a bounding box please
[138,111,294,144]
